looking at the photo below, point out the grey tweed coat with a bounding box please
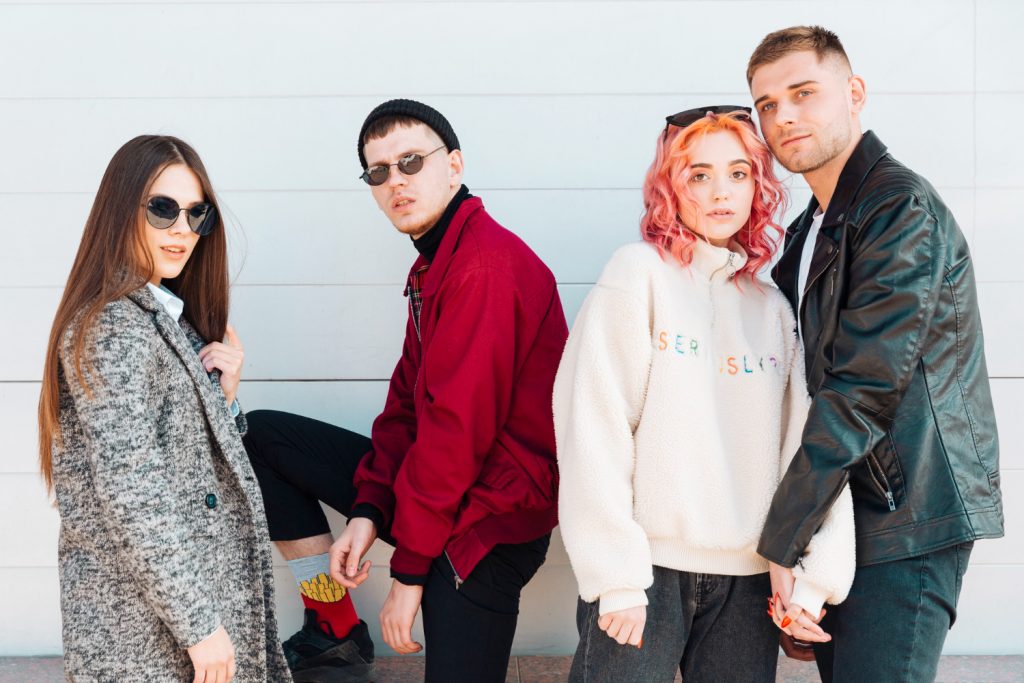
[53,287,291,683]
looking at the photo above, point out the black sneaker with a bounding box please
[282,609,376,683]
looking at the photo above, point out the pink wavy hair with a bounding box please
[639,112,787,276]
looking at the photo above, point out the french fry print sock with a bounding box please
[287,553,359,638]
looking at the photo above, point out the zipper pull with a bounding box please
[445,551,463,590]
[885,490,896,512]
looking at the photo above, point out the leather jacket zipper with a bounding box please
[446,552,466,589]
[866,453,897,511]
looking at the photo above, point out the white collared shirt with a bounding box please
[146,282,184,322]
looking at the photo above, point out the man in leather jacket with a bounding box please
[747,26,1003,682]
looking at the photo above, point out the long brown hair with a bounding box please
[38,135,229,492]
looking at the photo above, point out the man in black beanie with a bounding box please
[243,99,568,682]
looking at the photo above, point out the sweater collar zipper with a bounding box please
[709,251,737,281]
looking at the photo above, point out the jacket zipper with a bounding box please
[410,298,422,343]
[444,550,463,590]
[866,453,897,511]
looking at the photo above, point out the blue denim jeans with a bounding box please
[569,567,778,683]
[814,541,974,683]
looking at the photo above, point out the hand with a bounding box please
[768,561,795,616]
[774,600,830,643]
[379,580,424,655]
[199,324,244,406]
[187,625,235,683]
[597,605,646,647]
[768,562,830,643]
[329,517,377,589]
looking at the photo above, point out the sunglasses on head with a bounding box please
[360,145,447,186]
[663,105,754,139]
[142,195,217,236]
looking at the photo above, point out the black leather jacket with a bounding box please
[758,131,1004,568]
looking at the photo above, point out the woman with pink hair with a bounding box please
[553,107,855,682]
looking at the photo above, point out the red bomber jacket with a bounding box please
[353,196,568,582]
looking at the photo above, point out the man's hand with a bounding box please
[329,517,377,589]
[379,580,424,655]
[597,605,646,647]
[768,562,830,643]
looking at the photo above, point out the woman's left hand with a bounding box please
[199,324,244,406]
[768,562,830,642]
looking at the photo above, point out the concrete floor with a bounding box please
[1,655,1021,682]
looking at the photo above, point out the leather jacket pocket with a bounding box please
[865,452,897,511]
[862,434,905,512]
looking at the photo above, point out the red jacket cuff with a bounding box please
[353,481,396,530]
[390,546,434,576]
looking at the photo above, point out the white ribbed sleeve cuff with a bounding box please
[598,588,649,616]
[790,578,829,620]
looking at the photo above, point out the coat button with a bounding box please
[205,493,218,509]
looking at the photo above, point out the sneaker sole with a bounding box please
[291,662,375,683]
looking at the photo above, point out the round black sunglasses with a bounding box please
[141,195,217,236]
[360,145,446,186]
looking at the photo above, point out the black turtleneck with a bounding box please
[412,185,472,263]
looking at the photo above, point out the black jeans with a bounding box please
[242,409,549,683]
[422,535,549,682]
[814,542,974,683]
[570,567,777,683]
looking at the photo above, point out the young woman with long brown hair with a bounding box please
[38,135,290,682]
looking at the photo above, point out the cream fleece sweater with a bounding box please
[554,240,855,617]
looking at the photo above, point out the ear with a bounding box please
[447,149,464,188]
[848,74,867,114]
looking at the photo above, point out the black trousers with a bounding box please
[242,409,549,683]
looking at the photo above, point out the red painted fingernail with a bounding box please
[637,638,643,649]
[781,616,792,629]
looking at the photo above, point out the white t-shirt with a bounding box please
[796,208,825,343]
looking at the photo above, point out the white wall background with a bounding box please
[1,0,1021,658]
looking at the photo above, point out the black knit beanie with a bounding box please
[357,99,460,169]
